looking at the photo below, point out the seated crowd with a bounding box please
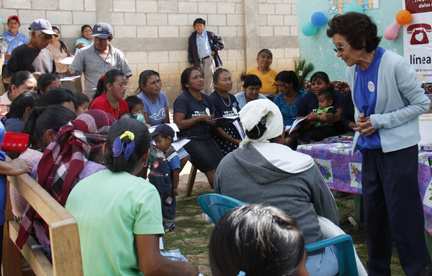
[0,15,372,276]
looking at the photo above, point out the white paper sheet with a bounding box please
[60,75,80,82]
[289,117,307,134]
[59,56,74,65]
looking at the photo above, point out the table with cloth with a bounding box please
[297,141,432,239]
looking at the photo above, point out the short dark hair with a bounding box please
[104,118,151,173]
[74,92,90,107]
[327,12,381,53]
[81,24,92,34]
[36,88,77,110]
[240,73,262,89]
[318,89,334,101]
[5,92,40,120]
[193,18,206,26]
[310,71,334,90]
[181,67,201,92]
[125,96,143,112]
[213,68,230,83]
[275,71,299,92]
[23,105,77,147]
[209,204,305,276]
[119,112,134,119]
[37,73,60,94]
[257,49,273,59]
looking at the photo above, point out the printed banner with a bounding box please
[328,0,379,14]
[403,0,432,82]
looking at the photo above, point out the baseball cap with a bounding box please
[91,22,113,39]
[29,19,56,35]
[8,15,20,24]
[151,124,175,138]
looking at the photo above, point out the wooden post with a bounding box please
[185,165,197,197]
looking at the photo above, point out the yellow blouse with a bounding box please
[246,67,278,95]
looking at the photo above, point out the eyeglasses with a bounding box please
[333,41,351,53]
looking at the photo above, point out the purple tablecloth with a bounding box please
[298,142,432,234]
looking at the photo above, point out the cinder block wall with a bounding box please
[0,0,300,107]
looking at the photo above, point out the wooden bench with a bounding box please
[3,165,83,276]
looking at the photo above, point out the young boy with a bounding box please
[149,124,180,233]
[300,89,335,143]
[125,95,144,115]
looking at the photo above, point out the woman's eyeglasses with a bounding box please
[333,41,351,53]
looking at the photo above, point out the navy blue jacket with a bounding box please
[188,31,224,68]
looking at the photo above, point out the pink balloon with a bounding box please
[384,20,401,40]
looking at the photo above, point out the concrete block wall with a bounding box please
[0,0,300,106]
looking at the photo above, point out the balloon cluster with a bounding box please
[302,2,364,37]
[384,10,412,40]
[302,12,326,36]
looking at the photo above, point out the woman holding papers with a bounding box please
[274,70,307,149]
[174,68,225,188]
[46,26,77,92]
[210,68,242,155]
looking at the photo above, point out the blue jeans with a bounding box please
[305,245,338,276]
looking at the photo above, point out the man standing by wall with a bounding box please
[68,22,132,99]
[2,16,29,82]
[188,18,224,95]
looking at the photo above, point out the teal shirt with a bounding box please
[66,170,164,276]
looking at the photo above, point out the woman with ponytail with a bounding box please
[90,69,129,119]
[66,118,199,276]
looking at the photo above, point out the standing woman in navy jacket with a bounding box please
[328,12,431,275]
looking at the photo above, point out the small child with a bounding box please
[118,111,134,120]
[149,124,180,233]
[74,92,90,116]
[300,89,335,143]
[125,96,144,115]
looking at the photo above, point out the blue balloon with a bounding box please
[311,12,326,27]
[302,21,318,36]
[344,2,363,14]
[0,18,2,25]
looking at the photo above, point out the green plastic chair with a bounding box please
[198,193,359,276]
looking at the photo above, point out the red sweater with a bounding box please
[90,93,129,120]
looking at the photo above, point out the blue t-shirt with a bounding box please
[0,121,8,225]
[137,91,169,126]
[234,91,268,109]
[297,89,344,117]
[75,37,93,48]
[2,31,29,64]
[210,91,240,128]
[354,47,385,150]
[173,90,215,134]
[274,90,307,126]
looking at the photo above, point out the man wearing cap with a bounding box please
[4,19,56,82]
[188,18,224,95]
[68,22,132,99]
[2,16,29,66]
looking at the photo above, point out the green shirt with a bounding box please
[66,170,164,276]
[315,106,334,127]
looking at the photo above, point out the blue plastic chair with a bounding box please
[198,193,359,276]
[305,235,359,276]
[198,193,246,224]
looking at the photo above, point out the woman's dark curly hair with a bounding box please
[327,12,381,53]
